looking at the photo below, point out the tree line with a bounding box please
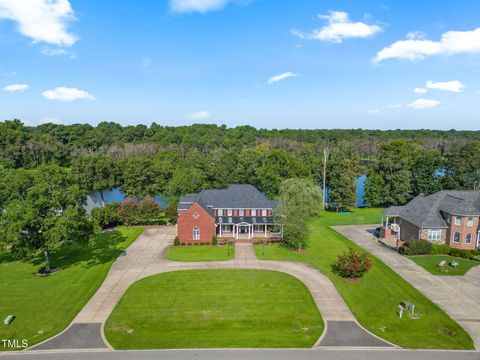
[2,119,480,208]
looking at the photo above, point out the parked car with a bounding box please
[373,227,381,238]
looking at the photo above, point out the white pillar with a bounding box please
[220,225,222,237]
[264,225,267,238]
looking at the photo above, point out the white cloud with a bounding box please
[408,98,440,109]
[41,46,75,58]
[186,111,211,120]
[2,83,28,92]
[292,11,381,43]
[0,0,77,46]
[414,87,428,94]
[374,27,480,62]
[38,116,63,124]
[170,0,232,13]
[426,80,465,93]
[267,72,298,85]
[368,108,380,115]
[388,103,403,109]
[406,31,426,40]
[42,87,95,101]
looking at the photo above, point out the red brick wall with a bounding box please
[446,215,478,250]
[177,202,216,243]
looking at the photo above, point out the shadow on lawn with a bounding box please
[0,230,127,272]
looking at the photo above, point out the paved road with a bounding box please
[31,226,391,350]
[334,225,480,350]
[2,349,479,360]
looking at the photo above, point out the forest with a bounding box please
[1,119,480,209]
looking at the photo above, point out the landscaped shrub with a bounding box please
[174,236,180,246]
[211,235,217,245]
[430,244,452,255]
[92,197,168,228]
[333,249,372,279]
[91,202,121,229]
[450,248,472,259]
[399,240,432,255]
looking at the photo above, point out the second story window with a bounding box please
[467,217,474,226]
[262,209,267,216]
[239,209,244,216]
[455,216,462,226]
[227,209,232,216]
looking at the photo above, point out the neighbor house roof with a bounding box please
[383,190,480,229]
[178,184,278,212]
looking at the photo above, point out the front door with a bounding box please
[239,226,247,234]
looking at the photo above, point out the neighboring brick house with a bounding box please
[177,184,282,243]
[381,190,480,250]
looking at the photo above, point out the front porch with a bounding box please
[217,223,282,240]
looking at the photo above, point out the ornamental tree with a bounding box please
[334,249,372,279]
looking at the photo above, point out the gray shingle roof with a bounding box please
[178,184,278,211]
[383,190,480,228]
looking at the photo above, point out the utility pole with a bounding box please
[322,141,330,211]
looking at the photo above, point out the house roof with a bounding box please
[383,190,480,228]
[178,184,278,211]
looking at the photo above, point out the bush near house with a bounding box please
[92,197,173,228]
[415,243,480,261]
[333,249,372,279]
[399,239,432,255]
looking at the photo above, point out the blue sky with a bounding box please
[1,0,480,130]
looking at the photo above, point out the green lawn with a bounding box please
[254,208,474,350]
[409,255,480,276]
[105,269,323,349]
[0,226,144,350]
[166,245,235,261]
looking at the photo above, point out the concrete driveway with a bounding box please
[333,225,480,350]
[32,226,391,350]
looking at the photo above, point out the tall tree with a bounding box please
[364,140,416,206]
[411,150,444,196]
[0,165,93,272]
[274,178,323,250]
[442,142,480,190]
[327,143,360,210]
[72,155,121,199]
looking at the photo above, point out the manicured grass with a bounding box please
[166,245,235,261]
[0,226,144,350]
[408,255,479,276]
[105,269,323,349]
[254,208,474,350]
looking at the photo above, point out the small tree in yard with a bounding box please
[0,165,93,273]
[334,249,372,279]
[274,178,323,250]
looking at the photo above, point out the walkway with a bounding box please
[32,226,392,350]
[334,225,480,350]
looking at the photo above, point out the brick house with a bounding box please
[381,190,480,250]
[177,184,282,243]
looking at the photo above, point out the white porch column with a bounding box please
[219,225,222,237]
[264,225,267,237]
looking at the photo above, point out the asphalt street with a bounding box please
[0,349,479,360]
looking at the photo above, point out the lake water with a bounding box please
[85,175,368,214]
